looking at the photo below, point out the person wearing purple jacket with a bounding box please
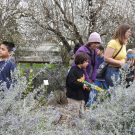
[72,32,101,104]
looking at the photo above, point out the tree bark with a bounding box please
[47,26,72,52]
[88,0,96,36]
[54,0,84,45]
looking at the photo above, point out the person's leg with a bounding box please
[84,91,90,105]
[95,80,101,87]
[79,100,85,117]
[93,80,101,100]
[67,98,83,117]
[87,80,101,105]
[65,98,82,127]
[105,66,121,88]
[105,66,121,98]
[101,81,108,89]
[87,89,96,105]
[66,98,84,126]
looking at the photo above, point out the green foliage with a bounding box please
[29,63,68,94]
[97,90,109,103]
[54,90,61,103]
[19,63,68,105]
[18,63,55,69]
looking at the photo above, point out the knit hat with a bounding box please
[127,49,132,53]
[69,50,74,55]
[88,32,101,43]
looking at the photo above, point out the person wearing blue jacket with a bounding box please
[95,45,107,89]
[0,41,16,90]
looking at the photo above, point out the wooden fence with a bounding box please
[18,60,63,66]
[18,60,50,67]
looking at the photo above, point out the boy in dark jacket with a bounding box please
[72,32,101,103]
[0,41,16,90]
[66,52,90,119]
[95,45,108,88]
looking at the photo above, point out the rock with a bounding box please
[59,90,68,104]
[47,91,57,105]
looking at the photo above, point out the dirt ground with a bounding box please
[54,102,68,108]
[54,102,90,111]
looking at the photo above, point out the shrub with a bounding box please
[0,60,135,134]
[22,62,68,95]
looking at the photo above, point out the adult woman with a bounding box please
[104,24,131,88]
[72,32,101,103]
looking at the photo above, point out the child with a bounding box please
[68,50,75,69]
[87,45,107,105]
[72,32,101,104]
[0,41,16,90]
[95,45,108,89]
[125,49,135,88]
[66,52,90,118]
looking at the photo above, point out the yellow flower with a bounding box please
[30,69,33,73]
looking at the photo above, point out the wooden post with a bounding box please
[30,62,33,67]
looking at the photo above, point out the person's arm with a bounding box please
[104,47,123,66]
[68,70,84,89]
[90,49,98,82]
[10,63,16,72]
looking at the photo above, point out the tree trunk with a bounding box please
[88,0,96,36]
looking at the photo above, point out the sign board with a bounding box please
[43,80,49,85]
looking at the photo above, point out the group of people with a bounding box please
[0,24,135,122]
[66,24,135,118]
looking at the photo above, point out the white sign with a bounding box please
[43,80,49,85]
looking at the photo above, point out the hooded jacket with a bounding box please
[66,66,86,100]
[72,44,98,83]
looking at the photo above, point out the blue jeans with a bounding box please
[105,66,121,88]
[87,81,108,106]
[95,80,108,89]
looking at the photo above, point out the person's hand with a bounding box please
[85,87,91,91]
[83,84,91,91]
[83,84,88,90]
[120,62,125,67]
[90,79,93,84]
